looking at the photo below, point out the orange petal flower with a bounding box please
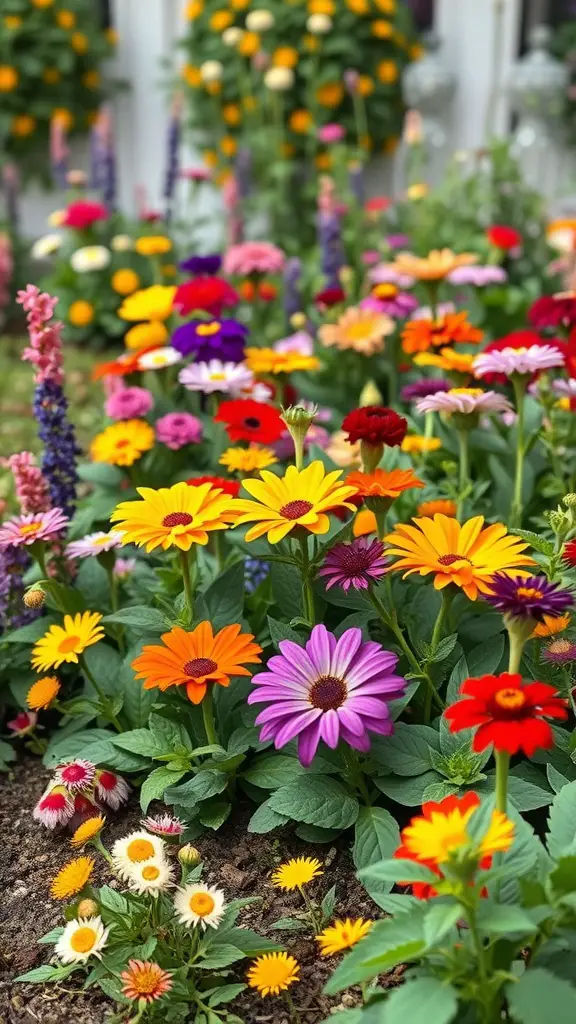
[347,468,425,499]
[402,312,483,355]
[393,249,477,281]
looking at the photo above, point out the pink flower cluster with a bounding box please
[7,451,51,513]
[155,412,203,450]
[105,386,154,421]
[33,759,130,830]
[17,284,64,385]
[223,241,286,276]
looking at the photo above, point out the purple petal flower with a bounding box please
[400,378,451,402]
[318,538,388,593]
[484,573,574,622]
[171,318,248,362]
[543,638,576,664]
[249,624,406,766]
[179,254,222,276]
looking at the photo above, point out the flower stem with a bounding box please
[298,534,315,626]
[179,548,195,624]
[297,884,321,934]
[510,374,527,529]
[494,749,510,814]
[79,655,122,732]
[457,428,471,522]
[202,686,218,746]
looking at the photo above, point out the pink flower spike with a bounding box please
[55,759,96,792]
[33,785,75,829]
[95,769,130,809]
[0,508,69,550]
[7,452,51,514]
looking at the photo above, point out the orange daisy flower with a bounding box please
[401,312,483,355]
[347,468,424,500]
[131,621,263,703]
[417,499,457,518]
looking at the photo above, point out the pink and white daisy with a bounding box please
[137,347,182,371]
[7,710,38,736]
[178,360,254,395]
[55,759,96,792]
[114,557,137,579]
[369,263,415,290]
[473,345,565,379]
[141,814,187,838]
[447,265,508,287]
[551,378,576,398]
[0,508,69,550]
[95,769,130,809]
[238,381,274,403]
[274,330,315,356]
[65,531,125,560]
[416,387,513,416]
[33,784,74,828]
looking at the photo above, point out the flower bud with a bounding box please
[563,493,576,508]
[359,380,383,407]
[178,844,201,868]
[290,312,307,329]
[24,587,46,610]
[77,898,99,918]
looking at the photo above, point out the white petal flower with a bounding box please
[111,831,166,880]
[55,916,108,964]
[416,387,513,416]
[223,26,244,46]
[111,234,134,252]
[31,233,62,260]
[473,345,564,379]
[306,13,332,33]
[125,857,174,896]
[179,359,254,395]
[137,347,182,370]
[264,67,294,91]
[174,884,226,930]
[70,245,111,273]
[200,60,223,83]
[246,9,274,31]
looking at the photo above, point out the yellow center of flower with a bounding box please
[189,892,215,916]
[279,499,314,520]
[309,675,347,711]
[344,318,377,341]
[449,388,484,397]
[548,639,572,655]
[142,864,161,880]
[92,536,111,546]
[152,355,168,365]
[196,322,221,336]
[210,372,226,380]
[58,635,81,654]
[373,283,398,299]
[129,965,163,994]
[494,688,526,710]
[70,926,97,953]
[18,521,42,535]
[516,586,544,600]
[127,838,156,862]
[437,828,469,856]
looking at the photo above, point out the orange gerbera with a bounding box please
[413,348,475,375]
[347,468,424,499]
[132,622,263,703]
[385,514,535,600]
[393,249,477,281]
[401,312,483,355]
[417,499,457,518]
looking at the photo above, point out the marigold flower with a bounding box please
[244,347,320,375]
[319,306,394,355]
[55,916,108,963]
[124,320,168,350]
[385,514,535,600]
[445,672,568,755]
[342,406,407,447]
[71,815,105,848]
[347,468,424,499]
[120,960,173,1003]
[417,498,457,517]
[118,285,176,322]
[132,621,262,704]
[247,953,300,997]
[401,435,442,454]
[27,675,61,710]
[402,312,483,355]
[399,792,514,868]
[90,419,155,467]
[110,480,239,552]
[32,612,104,671]
[135,235,172,257]
[393,249,477,281]
[51,856,95,899]
[271,857,323,890]
[219,446,278,473]
[532,612,571,638]
[316,918,372,955]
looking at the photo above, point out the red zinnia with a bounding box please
[364,196,391,214]
[342,406,408,447]
[529,294,576,331]
[315,286,346,307]
[173,277,239,317]
[563,539,576,566]
[445,672,568,756]
[486,225,522,251]
[63,200,109,230]
[215,399,285,444]
[187,475,241,497]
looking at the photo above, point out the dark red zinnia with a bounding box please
[315,286,346,308]
[529,294,576,331]
[445,672,568,756]
[173,277,239,317]
[186,475,241,497]
[215,399,285,444]
[342,406,408,448]
[486,224,522,250]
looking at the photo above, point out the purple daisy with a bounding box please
[543,638,576,664]
[484,573,574,622]
[400,378,451,402]
[171,318,248,363]
[179,254,222,276]
[248,624,406,766]
[318,538,388,592]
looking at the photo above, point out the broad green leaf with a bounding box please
[119,642,157,728]
[140,766,187,811]
[369,724,439,776]
[196,944,245,969]
[199,799,231,830]
[423,903,462,946]
[549,855,576,897]
[384,977,458,1024]
[248,800,289,834]
[374,771,441,806]
[476,903,538,936]
[295,823,343,843]
[547,764,570,795]
[512,529,555,557]
[149,713,192,752]
[3,616,57,644]
[207,984,246,1007]
[43,728,115,767]
[268,777,359,830]
[215,926,282,956]
[360,858,439,885]
[353,807,400,902]
[112,729,165,758]
[270,562,304,618]
[98,885,129,915]
[167,769,228,802]
[546,779,576,857]
[82,642,122,696]
[200,561,245,630]
[506,968,576,1023]
[267,616,305,648]
[102,606,168,633]
[15,964,78,983]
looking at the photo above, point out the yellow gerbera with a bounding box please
[134,235,172,257]
[234,461,358,543]
[393,249,478,281]
[402,796,514,866]
[316,918,372,956]
[401,435,442,454]
[385,514,535,600]
[110,481,239,552]
[118,285,176,322]
[271,857,323,890]
[319,306,394,356]
[27,676,61,710]
[90,420,155,467]
[124,320,168,351]
[219,447,278,473]
[244,347,320,375]
[50,856,95,899]
[32,612,104,672]
[71,815,105,848]
[247,953,299,997]
[414,348,475,374]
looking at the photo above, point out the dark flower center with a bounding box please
[183,657,218,677]
[438,553,470,566]
[309,674,347,711]
[162,512,194,528]
[280,499,314,520]
[334,547,373,571]
[243,416,261,429]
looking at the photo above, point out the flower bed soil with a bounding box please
[0,755,399,1023]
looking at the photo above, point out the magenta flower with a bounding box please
[447,265,508,287]
[155,412,203,450]
[66,530,125,559]
[105,386,154,420]
[318,538,388,592]
[7,452,51,514]
[318,123,345,144]
[33,785,74,829]
[360,292,418,319]
[55,759,96,791]
[95,768,130,809]
[473,345,564,379]
[0,507,69,549]
[416,388,513,416]
[484,573,573,622]
[7,710,38,736]
[223,241,285,276]
[249,624,406,766]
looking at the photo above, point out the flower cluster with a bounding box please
[33,759,129,830]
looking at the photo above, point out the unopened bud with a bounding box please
[549,510,569,533]
[339,265,354,286]
[359,380,383,407]
[178,844,201,868]
[24,587,46,610]
[290,312,307,329]
[563,493,576,508]
[77,898,98,919]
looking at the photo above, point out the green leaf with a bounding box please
[506,968,576,1023]
[295,823,343,843]
[360,858,440,885]
[549,855,576,897]
[268,777,359,830]
[3,616,57,644]
[140,766,187,812]
[119,643,157,728]
[248,799,289,833]
[200,562,246,629]
[353,807,400,902]
[447,636,505,703]
[199,799,231,830]
[102,606,168,633]
[423,903,462,946]
[244,754,310,789]
[217,927,282,956]
[546,780,576,857]
[207,984,246,1007]
[324,908,427,994]
[547,764,570,795]
[82,643,122,695]
[15,963,78,983]
[369,724,439,776]
[429,633,459,663]
[476,904,538,936]
[112,729,165,758]
[512,529,555,558]
[384,977,458,1024]
[149,713,192,752]
[374,771,441,806]
[267,616,306,648]
[167,769,228,802]
[196,944,246,969]
[270,562,303,618]
[77,462,124,488]
[38,927,64,944]
[43,729,115,768]
[98,885,129,915]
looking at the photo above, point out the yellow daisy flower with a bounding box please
[244,347,320,375]
[271,857,323,890]
[90,419,155,467]
[134,236,172,257]
[32,612,104,672]
[401,435,442,454]
[414,348,476,375]
[27,675,61,710]
[402,797,514,865]
[118,285,176,322]
[219,447,278,473]
[247,953,299,997]
[71,816,106,848]
[124,321,168,351]
[51,856,95,899]
[393,249,477,281]
[110,480,239,553]
[316,918,372,956]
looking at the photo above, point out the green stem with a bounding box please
[507,624,527,674]
[367,590,444,714]
[298,534,315,626]
[179,548,195,623]
[106,565,119,614]
[284,989,302,1024]
[463,903,493,1023]
[79,656,122,732]
[424,410,435,440]
[202,686,218,746]
[510,375,527,529]
[457,428,471,522]
[494,749,510,815]
[297,884,321,934]
[343,747,372,806]
[431,590,451,652]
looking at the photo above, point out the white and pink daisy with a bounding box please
[274,330,315,356]
[238,381,274,403]
[178,360,254,396]
[141,814,187,838]
[55,759,96,792]
[369,262,415,290]
[473,345,565,379]
[0,507,69,550]
[416,387,513,416]
[65,530,125,560]
[137,347,182,371]
[7,710,38,736]
[447,265,508,287]
[114,557,137,580]
[551,378,576,398]
[33,784,74,829]
[411,301,456,321]
[95,769,130,809]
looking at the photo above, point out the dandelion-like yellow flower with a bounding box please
[51,856,95,899]
[401,435,442,454]
[90,419,155,467]
[316,918,372,956]
[271,857,323,890]
[247,952,300,997]
[219,447,278,473]
[118,285,176,322]
[27,675,61,710]
[71,816,106,849]
[32,612,104,672]
[111,481,239,552]
[244,347,320,375]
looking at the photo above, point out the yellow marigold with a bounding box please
[32,612,104,672]
[290,109,313,133]
[71,31,89,53]
[532,613,571,639]
[110,480,239,553]
[4,15,22,29]
[358,75,375,96]
[223,103,242,125]
[231,0,250,7]
[27,676,61,710]
[43,67,61,84]
[272,857,323,890]
[304,33,320,51]
[308,0,335,13]
[206,80,222,96]
[244,347,320,375]
[112,268,140,296]
[51,856,95,899]
[135,236,172,257]
[316,919,372,956]
[0,65,18,91]
[71,816,105,849]
[91,420,155,467]
[346,0,369,12]
[377,60,398,84]
[407,183,430,200]
[203,149,219,168]
[11,115,36,137]
[316,82,344,107]
[401,435,442,454]
[124,320,168,351]
[238,31,260,56]
[371,19,393,37]
[118,286,176,322]
[182,64,202,87]
[247,953,299,997]
[185,0,203,17]
[69,300,94,327]
[220,136,237,157]
[219,447,278,473]
[273,47,299,69]
[210,9,233,30]
[319,306,394,356]
[374,0,395,10]
[56,9,75,28]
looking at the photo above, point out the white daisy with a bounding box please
[111,233,134,252]
[137,347,182,371]
[70,245,111,273]
[55,916,109,964]
[179,359,254,396]
[111,831,166,880]
[125,857,174,897]
[31,233,63,260]
[238,381,274,403]
[174,884,226,930]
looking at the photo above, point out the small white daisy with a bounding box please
[111,831,166,880]
[173,884,226,930]
[55,916,109,964]
[70,245,111,273]
[125,857,174,897]
[137,347,182,371]
[31,233,62,260]
[179,359,254,396]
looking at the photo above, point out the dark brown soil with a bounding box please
[0,755,385,1023]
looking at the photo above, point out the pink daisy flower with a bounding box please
[55,759,96,792]
[416,388,513,416]
[223,241,286,276]
[473,345,564,379]
[179,360,254,395]
[65,530,125,559]
[114,557,137,579]
[95,769,130,809]
[33,785,74,829]
[0,508,69,550]
[141,814,187,837]
[369,263,415,290]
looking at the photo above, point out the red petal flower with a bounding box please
[186,475,240,497]
[215,399,285,444]
[63,200,109,230]
[486,224,522,250]
[342,406,408,447]
[173,277,239,317]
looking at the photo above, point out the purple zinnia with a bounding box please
[248,624,406,766]
[400,378,451,402]
[170,318,248,362]
[179,254,222,276]
[318,539,388,593]
[484,574,574,622]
